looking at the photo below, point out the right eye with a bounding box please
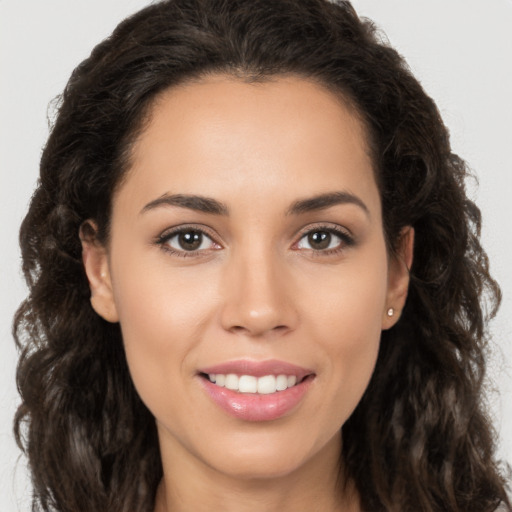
[158,227,221,256]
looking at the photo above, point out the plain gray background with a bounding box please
[1,1,511,510]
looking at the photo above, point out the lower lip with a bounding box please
[200,376,313,422]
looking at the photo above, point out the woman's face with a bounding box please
[84,75,411,481]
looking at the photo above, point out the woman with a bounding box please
[13,0,510,510]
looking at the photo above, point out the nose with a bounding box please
[219,248,298,338]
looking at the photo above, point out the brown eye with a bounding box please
[177,231,203,251]
[295,227,353,253]
[163,229,218,253]
[307,231,332,250]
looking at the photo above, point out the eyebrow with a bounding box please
[287,191,370,217]
[140,190,369,218]
[140,193,229,216]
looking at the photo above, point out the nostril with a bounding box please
[229,324,289,335]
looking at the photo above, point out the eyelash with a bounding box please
[155,224,355,258]
[156,224,221,258]
[293,224,355,256]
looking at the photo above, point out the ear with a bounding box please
[382,226,414,330]
[80,220,119,323]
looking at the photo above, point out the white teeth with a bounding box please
[225,374,239,390]
[238,375,258,393]
[276,374,288,391]
[257,375,276,394]
[206,373,301,394]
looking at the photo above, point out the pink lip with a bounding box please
[198,359,315,422]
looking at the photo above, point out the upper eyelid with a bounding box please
[294,222,353,239]
[158,224,220,242]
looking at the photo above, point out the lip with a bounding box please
[198,359,315,422]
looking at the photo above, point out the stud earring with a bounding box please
[387,308,394,317]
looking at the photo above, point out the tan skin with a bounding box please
[81,75,413,512]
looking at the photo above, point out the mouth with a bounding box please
[198,360,315,421]
[199,372,310,395]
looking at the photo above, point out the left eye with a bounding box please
[296,230,345,251]
[164,229,217,252]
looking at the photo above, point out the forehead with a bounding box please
[120,75,378,215]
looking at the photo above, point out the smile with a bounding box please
[206,373,298,394]
[198,360,315,421]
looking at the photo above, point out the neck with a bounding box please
[153,432,360,512]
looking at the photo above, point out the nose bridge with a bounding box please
[220,242,296,336]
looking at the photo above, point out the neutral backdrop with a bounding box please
[1,1,511,510]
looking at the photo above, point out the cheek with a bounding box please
[303,245,388,417]
[305,241,388,346]
[111,254,220,404]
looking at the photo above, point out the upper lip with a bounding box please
[198,359,314,381]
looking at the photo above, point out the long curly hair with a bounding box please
[13,1,510,511]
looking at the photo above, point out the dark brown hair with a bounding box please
[14,1,510,511]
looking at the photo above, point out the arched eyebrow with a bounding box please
[140,191,369,218]
[286,191,370,217]
[140,193,229,216]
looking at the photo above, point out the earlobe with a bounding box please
[80,221,119,323]
[382,226,414,330]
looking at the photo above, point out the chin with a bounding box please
[214,452,309,481]
[201,430,337,482]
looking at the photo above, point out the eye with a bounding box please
[295,226,354,253]
[158,227,221,255]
